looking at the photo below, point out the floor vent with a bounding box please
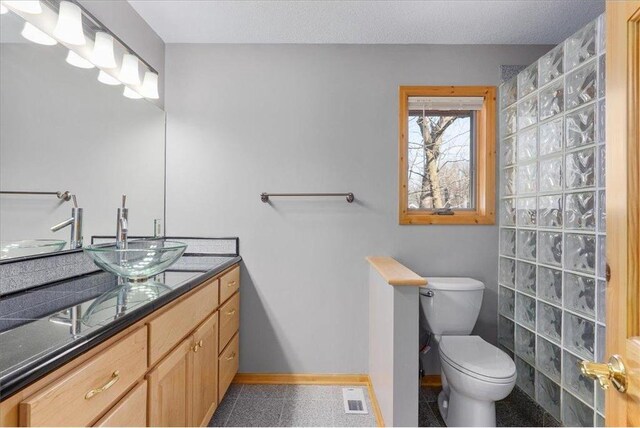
[342,387,369,414]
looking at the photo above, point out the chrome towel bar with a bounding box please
[0,190,72,201]
[261,192,355,203]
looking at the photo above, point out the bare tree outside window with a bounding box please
[400,87,495,225]
[407,110,474,210]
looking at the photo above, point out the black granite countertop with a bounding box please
[0,254,241,400]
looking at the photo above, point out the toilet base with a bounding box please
[440,387,497,427]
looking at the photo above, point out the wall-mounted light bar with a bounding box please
[1,0,159,101]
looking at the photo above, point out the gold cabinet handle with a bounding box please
[85,371,120,400]
[192,340,204,353]
[226,309,236,316]
[227,280,237,287]
[226,352,236,361]
[580,355,628,392]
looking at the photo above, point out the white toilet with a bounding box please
[420,278,516,427]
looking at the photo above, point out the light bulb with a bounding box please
[91,32,116,68]
[54,1,85,45]
[66,50,94,69]
[141,71,159,99]
[123,86,143,99]
[98,70,121,85]
[4,1,41,14]
[119,54,140,85]
[0,4,8,14]
[21,22,56,45]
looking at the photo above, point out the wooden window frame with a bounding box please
[398,86,496,225]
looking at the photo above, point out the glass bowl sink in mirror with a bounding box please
[1,240,66,260]
[83,239,187,281]
[82,281,172,327]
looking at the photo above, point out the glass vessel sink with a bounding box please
[83,239,187,280]
[1,239,66,260]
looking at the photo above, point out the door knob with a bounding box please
[580,355,627,392]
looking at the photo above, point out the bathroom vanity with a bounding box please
[0,257,241,427]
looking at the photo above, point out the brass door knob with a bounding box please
[580,355,627,392]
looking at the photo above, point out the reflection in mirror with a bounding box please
[0,7,165,261]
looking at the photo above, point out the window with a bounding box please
[399,86,496,225]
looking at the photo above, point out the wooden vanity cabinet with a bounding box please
[19,326,148,427]
[0,262,240,428]
[94,381,148,427]
[147,337,193,426]
[191,312,219,426]
[146,311,221,427]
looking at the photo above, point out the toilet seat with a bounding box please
[439,336,516,384]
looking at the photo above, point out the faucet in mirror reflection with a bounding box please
[116,194,128,250]
[50,194,83,249]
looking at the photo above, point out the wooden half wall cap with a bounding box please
[366,256,427,286]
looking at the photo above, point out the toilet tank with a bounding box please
[419,277,485,336]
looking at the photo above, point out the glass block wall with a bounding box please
[498,14,606,427]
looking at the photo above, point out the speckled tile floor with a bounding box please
[419,386,563,427]
[208,384,562,427]
[208,384,377,427]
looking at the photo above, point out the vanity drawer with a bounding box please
[20,326,147,427]
[220,266,240,303]
[219,292,240,349]
[148,277,219,365]
[94,380,147,427]
[218,333,239,401]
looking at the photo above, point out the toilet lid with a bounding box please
[439,336,516,381]
[422,277,485,291]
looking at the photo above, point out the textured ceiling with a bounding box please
[128,0,604,45]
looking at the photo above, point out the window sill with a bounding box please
[399,211,495,225]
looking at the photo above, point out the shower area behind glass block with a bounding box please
[498,14,606,428]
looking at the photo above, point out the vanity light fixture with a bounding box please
[119,54,140,85]
[3,0,41,14]
[8,0,159,102]
[97,70,121,86]
[91,32,116,68]
[54,1,85,45]
[123,86,143,99]
[21,22,56,45]
[66,50,94,69]
[141,71,159,99]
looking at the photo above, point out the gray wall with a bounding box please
[80,0,165,108]
[165,44,552,374]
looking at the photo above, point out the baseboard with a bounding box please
[420,375,442,387]
[365,375,385,427]
[232,373,385,427]
[232,373,369,385]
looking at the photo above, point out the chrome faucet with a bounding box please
[51,195,83,249]
[116,195,128,249]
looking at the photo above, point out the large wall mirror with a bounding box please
[0,5,165,261]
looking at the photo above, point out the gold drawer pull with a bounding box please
[192,340,204,353]
[226,309,237,316]
[85,371,120,400]
[227,280,237,287]
[226,352,236,361]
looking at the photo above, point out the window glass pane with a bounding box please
[407,106,475,210]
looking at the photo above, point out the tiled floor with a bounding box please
[209,384,562,427]
[419,386,563,427]
[208,384,377,427]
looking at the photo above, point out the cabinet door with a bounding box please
[147,338,192,427]
[191,312,219,427]
[94,380,147,427]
